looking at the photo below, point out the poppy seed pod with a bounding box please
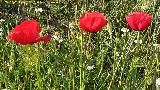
[8,20,51,45]
[125,11,152,31]
[79,11,108,33]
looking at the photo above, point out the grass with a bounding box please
[0,0,160,90]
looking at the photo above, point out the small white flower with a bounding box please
[59,39,63,43]
[116,52,120,57]
[69,22,74,28]
[134,40,138,43]
[0,28,3,36]
[121,28,129,32]
[35,8,43,13]
[134,40,142,44]
[0,28,3,32]
[0,32,3,36]
[52,35,58,39]
[86,65,95,70]
[156,78,160,87]
[0,19,5,22]
[35,8,38,12]
[153,44,160,47]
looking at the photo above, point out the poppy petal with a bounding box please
[36,35,51,42]
[138,16,152,30]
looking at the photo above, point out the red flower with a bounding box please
[79,11,108,32]
[8,20,51,45]
[125,11,152,31]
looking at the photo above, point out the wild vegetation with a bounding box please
[0,0,160,90]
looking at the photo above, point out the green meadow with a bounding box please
[0,0,160,90]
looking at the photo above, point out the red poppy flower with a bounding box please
[8,20,51,45]
[125,11,152,31]
[79,11,108,32]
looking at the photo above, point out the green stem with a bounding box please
[79,0,86,89]
[127,32,140,86]
[108,46,117,90]
[71,66,75,90]
[136,32,140,56]
[36,44,42,90]
[79,32,84,90]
